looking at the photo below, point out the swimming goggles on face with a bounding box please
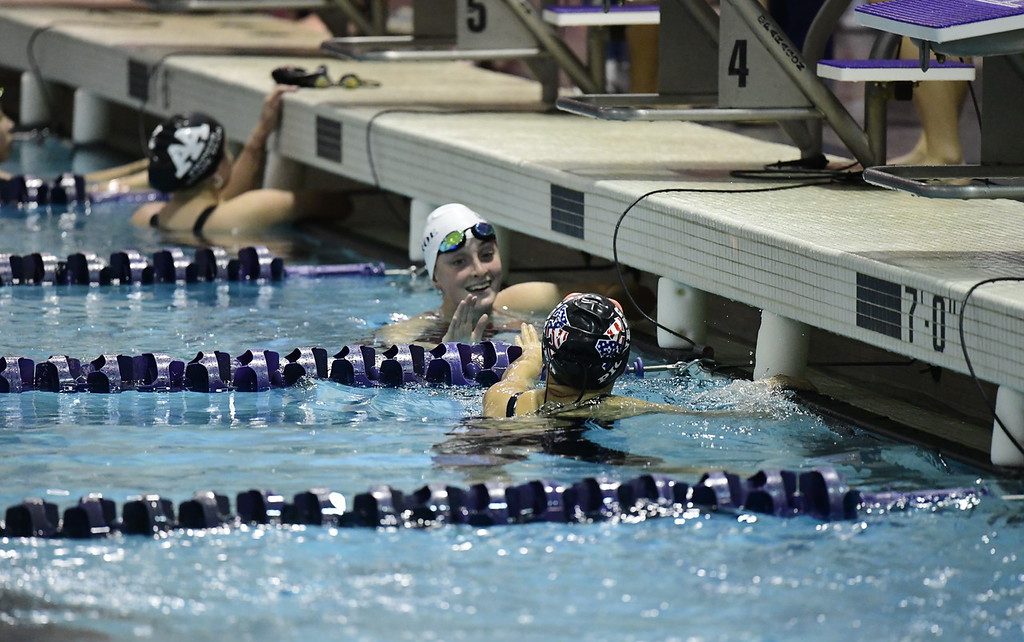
[437,222,496,255]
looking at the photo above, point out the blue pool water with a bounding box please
[1,140,1022,641]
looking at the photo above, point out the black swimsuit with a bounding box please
[150,204,217,236]
[505,392,522,417]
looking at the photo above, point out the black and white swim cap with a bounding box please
[542,293,630,390]
[147,113,226,193]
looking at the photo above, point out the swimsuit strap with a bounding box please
[192,204,217,235]
[505,392,522,418]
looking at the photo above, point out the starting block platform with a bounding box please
[856,0,1024,43]
[541,4,659,26]
[855,0,1024,203]
[3,6,1024,461]
[817,59,975,82]
[141,0,324,10]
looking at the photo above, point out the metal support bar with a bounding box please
[803,0,852,65]
[330,0,376,37]
[791,0,855,159]
[370,0,387,35]
[524,56,560,104]
[685,0,720,44]
[864,81,889,164]
[586,24,608,90]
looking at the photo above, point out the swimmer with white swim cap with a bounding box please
[377,203,572,345]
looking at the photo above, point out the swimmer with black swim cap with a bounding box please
[132,86,326,235]
[147,112,226,194]
[483,293,688,420]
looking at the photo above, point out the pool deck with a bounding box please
[2,6,1024,461]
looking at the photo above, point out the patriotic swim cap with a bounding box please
[147,112,226,193]
[542,293,630,390]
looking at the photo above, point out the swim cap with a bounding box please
[147,113,226,193]
[542,293,630,390]
[421,203,487,279]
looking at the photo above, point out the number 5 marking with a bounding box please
[467,0,487,33]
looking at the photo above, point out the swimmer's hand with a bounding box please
[515,322,541,366]
[442,294,489,343]
[252,85,297,146]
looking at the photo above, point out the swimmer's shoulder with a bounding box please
[494,281,562,316]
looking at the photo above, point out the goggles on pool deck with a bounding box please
[437,222,496,255]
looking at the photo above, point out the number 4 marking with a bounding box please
[729,40,749,88]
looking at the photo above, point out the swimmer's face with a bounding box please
[433,236,503,311]
[0,107,13,163]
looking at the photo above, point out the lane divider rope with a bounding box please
[1,340,529,393]
[0,467,986,538]
[0,246,391,287]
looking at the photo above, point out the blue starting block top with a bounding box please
[542,4,659,26]
[817,58,975,82]
[856,0,1024,43]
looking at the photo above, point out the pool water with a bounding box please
[1,139,1022,641]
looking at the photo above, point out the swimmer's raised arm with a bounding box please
[483,323,544,417]
[220,86,295,200]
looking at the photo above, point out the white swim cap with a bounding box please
[421,203,488,279]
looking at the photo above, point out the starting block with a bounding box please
[558,0,881,166]
[321,0,601,102]
[856,0,1024,198]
